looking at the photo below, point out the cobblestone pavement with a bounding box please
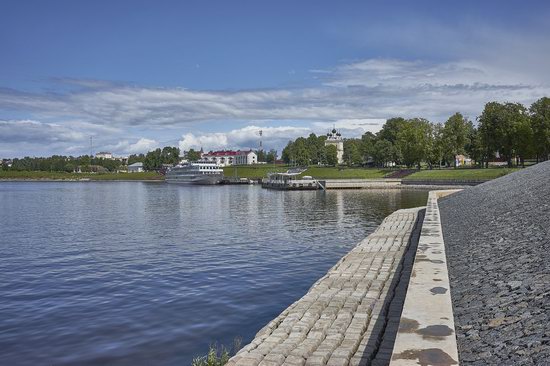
[227,207,424,366]
[439,161,550,365]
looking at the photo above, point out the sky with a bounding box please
[1,0,550,158]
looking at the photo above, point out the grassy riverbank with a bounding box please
[1,166,521,182]
[0,171,163,181]
[222,165,388,179]
[403,167,520,180]
[223,165,520,181]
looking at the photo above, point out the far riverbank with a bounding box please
[0,166,520,182]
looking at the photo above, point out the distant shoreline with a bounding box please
[0,179,165,182]
[0,166,520,183]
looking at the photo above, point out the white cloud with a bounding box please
[107,138,159,155]
[0,119,87,144]
[178,125,311,152]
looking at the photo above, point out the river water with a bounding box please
[0,182,428,365]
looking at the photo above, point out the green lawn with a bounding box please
[298,167,387,179]
[404,168,520,181]
[222,165,388,179]
[0,171,163,181]
[222,165,288,179]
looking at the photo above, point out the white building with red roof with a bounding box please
[202,150,257,166]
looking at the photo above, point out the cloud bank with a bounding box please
[2,53,550,156]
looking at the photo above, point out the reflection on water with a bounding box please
[0,182,428,365]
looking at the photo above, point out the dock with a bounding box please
[227,190,460,366]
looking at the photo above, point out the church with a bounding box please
[325,128,344,164]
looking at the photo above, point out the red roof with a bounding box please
[204,150,253,156]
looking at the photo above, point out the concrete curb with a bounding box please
[227,207,424,366]
[390,190,461,366]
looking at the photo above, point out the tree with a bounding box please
[361,132,377,162]
[428,123,445,169]
[465,123,484,167]
[128,154,145,165]
[144,148,162,170]
[185,149,201,162]
[281,141,293,164]
[292,137,310,166]
[396,118,431,168]
[514,117,534,166]
[343,139,362,166]
[378,117,406,144]
[324,145,338,166]
[161,146,180,165]
[530,97,550,161]
[372,139,394,167]
[478,102,530,167]
[443,113,469,167]
[266,149,277,163]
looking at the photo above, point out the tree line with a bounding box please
[4,146,182,173]
[281,97,550,168]
[3,146,279,172]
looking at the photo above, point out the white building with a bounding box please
[234,150,257,165]
[202,150,257,166]
[96,152,113,159]
[128,162,144,172]
[325,128,344,164]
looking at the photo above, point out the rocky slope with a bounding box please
[439,161,550,365]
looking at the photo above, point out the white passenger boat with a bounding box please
[165,161,223,185]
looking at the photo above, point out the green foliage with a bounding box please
[0,170,162,180]
[396,118,432,168]
[191,338,242,366]
[266,149,277,163]
[185,148,202,162]
[343,139,362,166]
[443,113,470,167]
[255,149,266,162]
[478,102,532,166]
[529,97,550,161]
[378,117,406,144]
[161,146,180,165]
[371,139,394,167]
[282,134,327,166]
[128,153,145,165]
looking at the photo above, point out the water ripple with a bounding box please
[0,182,428,365]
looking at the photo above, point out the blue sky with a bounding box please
[1,0,550,157]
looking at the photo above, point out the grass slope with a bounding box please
[222,165,387,179]
[404,168,520,180]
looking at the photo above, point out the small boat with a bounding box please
[165,161,223,185]
[262,169,321,190]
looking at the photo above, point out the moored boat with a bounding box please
[165,161,223,185]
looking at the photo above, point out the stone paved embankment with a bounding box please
[439,161,550,365]
[227,207,424,366]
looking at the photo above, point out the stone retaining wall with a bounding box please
[227,207,424,366]
[390,190,461,366]
[324,179,402,189]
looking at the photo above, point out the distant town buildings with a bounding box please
[1,159,13,168]
[128,162,144,173]
[202,150,258,166]
[325,128,344,164]
[95,152,113,159]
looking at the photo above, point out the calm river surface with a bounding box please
[0,182,428,365]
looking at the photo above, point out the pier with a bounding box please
[227,189,462,366]
[227,162,550,365]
